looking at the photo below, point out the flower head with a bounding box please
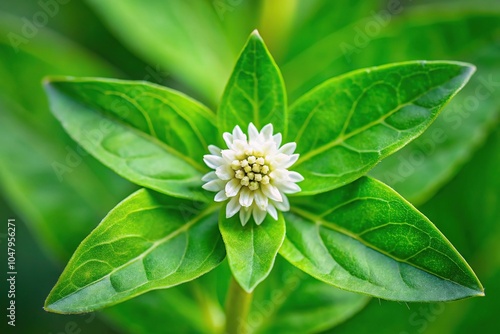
[202,123,303,225]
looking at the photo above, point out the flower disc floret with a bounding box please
[202,123,303,225]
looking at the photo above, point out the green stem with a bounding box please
[225,276,253,334]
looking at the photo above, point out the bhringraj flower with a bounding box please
[202,123,303,225]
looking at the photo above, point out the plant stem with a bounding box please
[225,276,253,334]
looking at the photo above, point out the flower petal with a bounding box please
[233,125,246,141]
[278,142,296,155]
[272,193,289,211]
[261,184,283,202]
[253,208,267,225]
[288,171,304,182]
[225,178,242,197]
[261,123,273,140]
[201,171,217,182]
[239,187,254,207]
[239,207,252,226]
[204,155,224,169]
[278,182,301,194]
[226,196,241,218]
[254,190,268,210]
[267,204,278,220]
[214,190,228,202]
[248,123,259,143]
[273,133,282,147]
[216,165,234,180]
[208,145,221,155]
[203,179,225,192]
[282,154,299,168]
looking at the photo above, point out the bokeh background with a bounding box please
[1,0,499,333]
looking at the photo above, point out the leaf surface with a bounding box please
[281,177,483,301]
[218,31,287,136]
[45,189,225,313]
[288,61,474,195]
[45,77,217,201]
[219,211,285,292]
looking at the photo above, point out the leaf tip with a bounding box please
[250,29,261,38]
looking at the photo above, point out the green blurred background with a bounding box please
[0,0,499,333]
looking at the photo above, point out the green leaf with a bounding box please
[288,61,474,195]
[44,189,225,313]
[250,256,369,334]
[218,30,287,136]
[44,77,218,201]
[219,210,286,292]
[281,176,483,301]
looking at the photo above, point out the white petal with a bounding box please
[273,133,282,147]
[233,125,246,141]
[239,187,254,207]
[225,178,242,197]
[267,204,278,220]
[239,207,252,226]
[226,196,241,218]
[221,149,237,162]
[278,142,296,155]
[204,155,224,169]
[261,124,273,140]
[288,171,304,182]
[215,165,233,180]
[278,182,301,194]
[254,190,268,210]
[214,190,228,202]
[202,179,225,192]
[261,184,283,202]
[282,154,299,168]
[202,171,218,182]
[272,193,290,211]
[223,132,233,147]
[248,123,259,143]
[208,145,221,155]
[253,208,267,225]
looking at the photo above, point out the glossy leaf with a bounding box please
[45,189,225,313]
[281,177,483,301]
[45,77,217,201]
[250,256,369,334]
[288,61,474,195]
[219,211,285,292]
[218,30,287,136]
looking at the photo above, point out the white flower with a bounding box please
[202,123,303,226]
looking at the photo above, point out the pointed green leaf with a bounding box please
[281,177,483,301]
[219,211,286,292]
[289,61,474,195]
[45,77,217,201]
[44,189,225,313]
[218,30,287,136]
